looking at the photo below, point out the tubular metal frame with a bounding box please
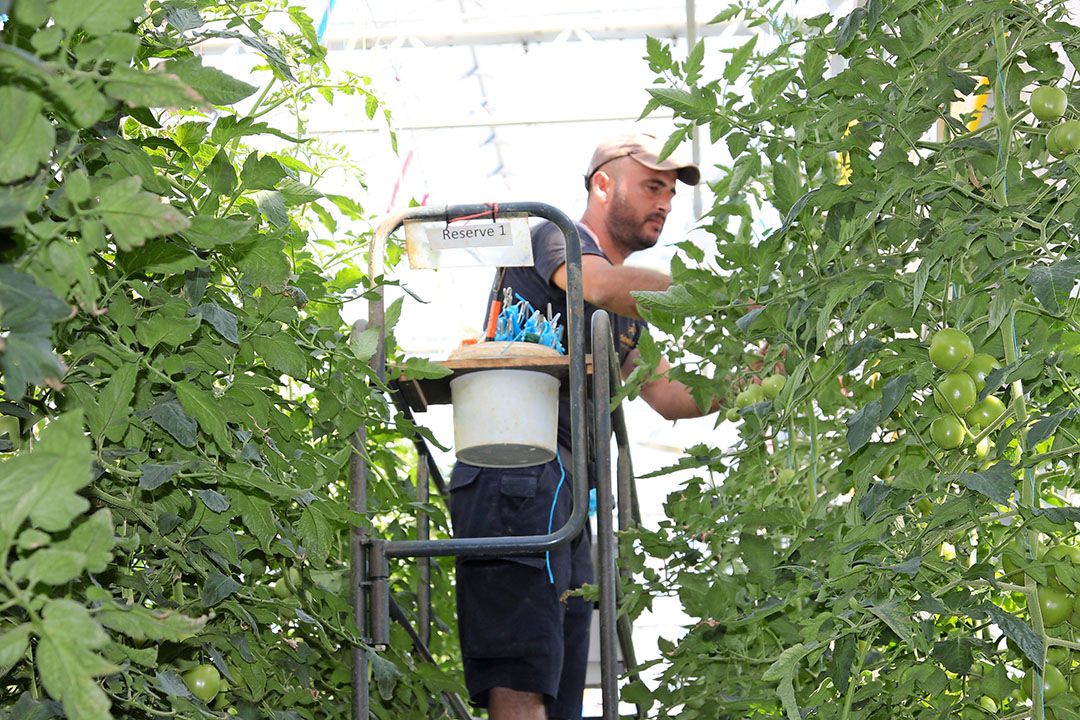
[350,202,643,720]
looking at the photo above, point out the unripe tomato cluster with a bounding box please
[926,328,1004,452]
[1005,543,1080,713]
[726,373,786,422]
[1030,85,1080,158]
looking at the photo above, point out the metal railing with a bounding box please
[349,203,645,720]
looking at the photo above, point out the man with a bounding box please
[449,132,715,720]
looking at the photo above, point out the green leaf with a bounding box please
[868,599,920,649]
[0,267,70,400]
[931,637,975,675]
[880,374,912,419]
[298,503,332,565]
[0,413,91,540]
[97,177,191,251]
[724,35,758,82]
[201,571,241,608]
[87,364,137,443]
[11,548,85,586]
[278,177,323,205]
[197,488,230,513]
[349,328,379,362]
[204,149,237,196]
[981,605,1042,669]
[54,0,143,35]
[181,215,256,249]
[834,7,867,52]
[370,654,402,701]
[138,463,179,490]
[98,603,205,642]
[236,237,290,291]
[738,531,774,585]
[117,241,202,276]
[163,57,257,105]
[134,313,200,350]
[176,384,232,450]
[0,624,31,673]
[103,66,201,108]
[846,400,881,453]
[736,306,765,333]
[232,493,277,550]
[240,153,287,190]
[947,462,1015,505]
[1026,258,1080,315]
[400,357,452,380]
[633,284,701,315]
[762,643,809,720]
[188,303,239,344]
[1028,408,1080,448]
[251,190,288,228]
[829,635,856,693]
[252,334,308,378]
[37,599,116,720]
[65,509,114,573]
[145,399,198,448]
[0,87,55,183]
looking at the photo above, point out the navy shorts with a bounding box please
[448,457,593,720]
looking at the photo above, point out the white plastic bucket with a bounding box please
[450,369,560,468]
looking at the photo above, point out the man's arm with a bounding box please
[551,255,669,321]
[623,349,719,421]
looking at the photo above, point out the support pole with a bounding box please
[593,311,618,720]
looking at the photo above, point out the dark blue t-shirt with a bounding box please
[494,221,647,451]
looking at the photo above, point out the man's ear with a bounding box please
[592,169,614,202]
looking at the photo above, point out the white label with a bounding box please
[429,220,513,250]
[404,214,534,269]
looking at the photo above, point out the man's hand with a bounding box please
[623,349,720,420]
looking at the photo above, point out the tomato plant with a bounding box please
[632,1,1080,718]
[0,2,463,719]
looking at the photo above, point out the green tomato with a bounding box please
[760,374,786,399]
[1072,669,1080,694]
[1030,86,1068,122]
[928,328,974,371]
[1058,119,1080,154]
[1044,545,1080,587]
[736,384,768,408]
[1047,645,1071,667]
[1048,122,1071,158]
[915,497,934,516]
[973,435,991,460]
[930,415,966,450]
[1038,586,1073,628]
[1025,663,1068,701]
[966,395,1006,429]
[965,353,1000,391]
[725,407,741,422]
[933,372,978,415]
[183,664,221,704]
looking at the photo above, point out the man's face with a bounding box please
[604,159,678,253]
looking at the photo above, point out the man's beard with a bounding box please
[607,188,663,253]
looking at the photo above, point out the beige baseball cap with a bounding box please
[584,132,701,190]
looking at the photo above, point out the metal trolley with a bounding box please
[350,202,644,719]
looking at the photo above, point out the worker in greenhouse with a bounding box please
[449,132,713,720]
